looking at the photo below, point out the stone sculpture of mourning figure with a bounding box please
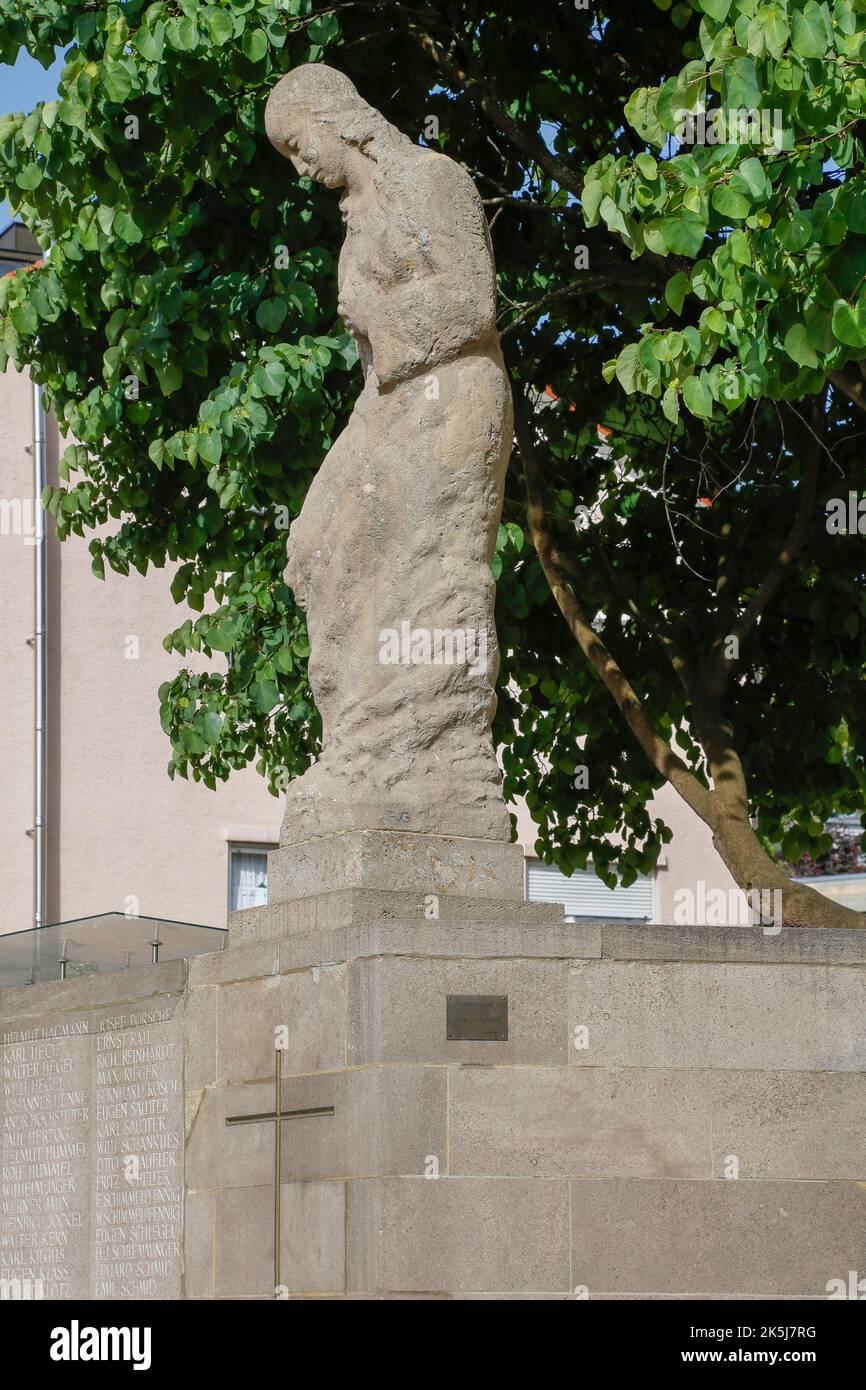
[265,64,513,844]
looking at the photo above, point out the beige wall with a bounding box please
[1,365,281,932]
[0,366,38,929]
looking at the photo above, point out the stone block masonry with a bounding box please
[0,961,184,1299]
[3,915,865,1299]
[181,914,866,1300]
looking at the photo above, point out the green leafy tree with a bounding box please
[1,0,863,927]
[1,0,352,796]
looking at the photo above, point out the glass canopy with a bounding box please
[0,913,227,989]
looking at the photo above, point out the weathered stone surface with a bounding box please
[183,1189,214,1299]
[274,917,598,969]
[710,1071,866,1179]
[230,887,565,944]
[186,1068,445,1190]
[216,966,346,1084]
[0,991,184,1300]
[277,1068,446,1181]
[187,940,278,987]
[601,922,866,966]
[449,1066,711,1178]
[347,1176,570,1293]
[213,1182,345,1298]
[265,65,512,845]
[265,831,526,912]
[184,1081,274,1191]
[349,956,570,1065]
[570,1178,866,1296]
[569,960,866,1070]
[0,957,187,1021]
[183,985,216,1092]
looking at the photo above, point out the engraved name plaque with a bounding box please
[0,997,183,1300]
[446,995,508,1042]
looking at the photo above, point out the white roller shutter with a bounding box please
[526,859,654,921]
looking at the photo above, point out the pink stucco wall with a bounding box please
[1,365,281,932]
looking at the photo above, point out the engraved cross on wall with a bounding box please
[225,1047,334,1298]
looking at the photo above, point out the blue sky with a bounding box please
[1,47,67,227]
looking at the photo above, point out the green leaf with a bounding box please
[748,5,790,59]
[734,157,771,202]
[581,178,604,226]
[197,431,223,465]
[615,342,642,394]
[205,7,234,45]
[832,296,866,348]
[701,0,732,19]
[203,710,223,744]
[683,373,713,418]
[254,360,287,397]
[156,362,183,395]
[256,298,288,333]
[307,13,341,46]
[791,0,832,58]
[102,64,133,103]
[115,210,144,245]
[624,87,664,146]
[711,185,751,220]
[777,213,812,253]
[15,163,43,191]
[659,211,706,257]
[665,271,690,315]
[207,620,240,652]
[723,58,762,111]
[783,323,818,368]
[242,28,268,63]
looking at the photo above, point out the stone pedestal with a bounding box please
[4,833,866,1300]
[182,852,866,1300]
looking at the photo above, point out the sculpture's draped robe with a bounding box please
[281,146,512,843]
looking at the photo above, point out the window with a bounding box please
[526,859,654,922]
[228,844,270,912]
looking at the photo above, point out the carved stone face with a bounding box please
[276,104,349,189]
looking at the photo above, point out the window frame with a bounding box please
[227,841,273,914]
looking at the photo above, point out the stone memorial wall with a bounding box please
[0,967,184,1300]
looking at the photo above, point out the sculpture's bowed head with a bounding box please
[265,63,382,189]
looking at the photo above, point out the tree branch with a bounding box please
[500,270,654,337]
[515,396,713,824]
[830,366,866,415]
[383,7,583,198]
[730,403,823,648]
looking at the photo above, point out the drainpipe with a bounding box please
[33,379,47,929]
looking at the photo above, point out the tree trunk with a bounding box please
[707,799,863,931]
[518,402,866,931]
[694,698,865,930]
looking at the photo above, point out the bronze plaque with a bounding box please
[446,994,508,1041]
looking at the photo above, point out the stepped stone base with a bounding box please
[266,829,526,905]
[183,900,866,1300]
[4,828,866,1301]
